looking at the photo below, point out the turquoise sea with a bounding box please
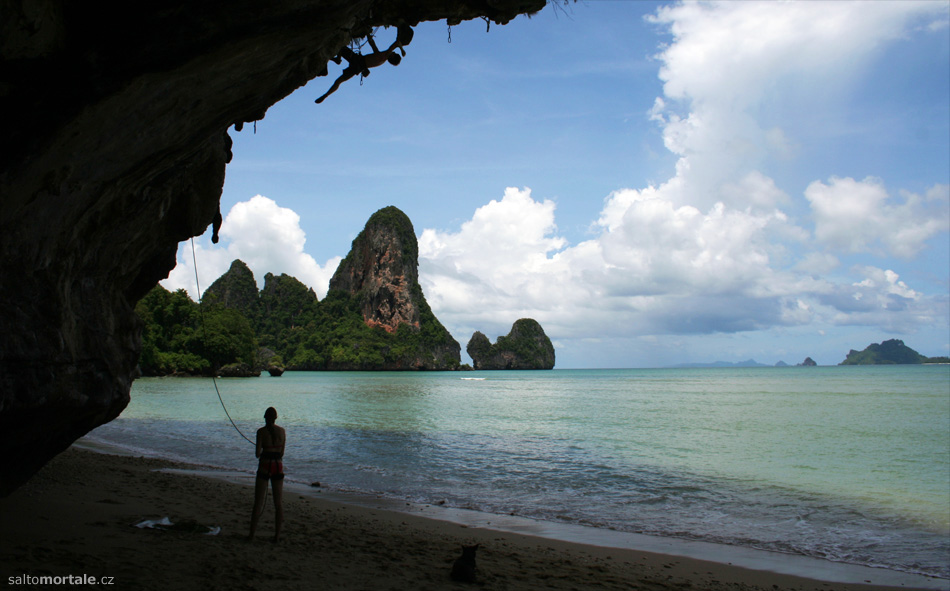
[88,366,950,580]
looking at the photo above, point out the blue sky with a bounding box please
[165,1,950,368]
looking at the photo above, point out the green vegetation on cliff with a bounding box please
[204,259,260,318]
[285,290,458,370]
[839,339,947,365]
[136,207,461,374]
[466,319,555,370]
[137,271,458,374]
[136,285,258,375]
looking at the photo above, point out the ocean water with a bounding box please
[88,366,950,579]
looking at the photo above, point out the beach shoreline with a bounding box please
[1,446,946,591]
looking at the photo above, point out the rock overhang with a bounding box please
[0,0,545,495]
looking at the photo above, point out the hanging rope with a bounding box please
[190,237,268,520]
[190,237,255,446]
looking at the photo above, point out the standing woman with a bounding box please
[249,406,286,542]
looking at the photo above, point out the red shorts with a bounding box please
[257,459,284,481]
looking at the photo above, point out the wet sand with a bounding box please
[0,447,945,591]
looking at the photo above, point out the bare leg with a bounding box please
[316,64,360,104]
[272,478,284,543]
[315,74,348,104]
[248,476,268,540]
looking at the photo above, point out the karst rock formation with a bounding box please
[0,0,544,495]
[328,206,461,369]
[467,318,555,370]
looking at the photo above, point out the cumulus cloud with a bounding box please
[418,1,949,348]
[805,178,949,258]
[642,0,947,211]
[418,187,579,337]
[808,266,946,333]
[420,186,807,340]
[162,195,341,300]
[419,185,945,347]
[157,2,947,365]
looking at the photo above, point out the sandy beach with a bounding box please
[0,447,944,591]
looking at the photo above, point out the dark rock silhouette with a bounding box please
[798,357,818,367]
[315,24,415,104]
[467,319,555,370]
[0,0,544,495]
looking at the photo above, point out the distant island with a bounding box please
[670,359,772,369]
[669,357,816,368]
[669,341,948,369]
[839,339,949,365]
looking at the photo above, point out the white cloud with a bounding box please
[811,266,944,332]
[642,0,947,211]
[162,195,341,300]
[805,177,949,258]
[159,1,947,367]
[419,186,808,341]
[417,1,949,350]
[794,252,840,276]
[418,187,579,337]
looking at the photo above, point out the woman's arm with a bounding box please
[255,429,263,458]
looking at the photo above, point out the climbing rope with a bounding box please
[190,236,270,521]
[190,238,255,446]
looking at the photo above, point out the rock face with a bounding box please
[204,260,261,318]
[467,319,555,370]
[331,207,421,333]
[217,363,262,378]
[798,357,818,367]
[327,206,461,370]
[0,0,544,495]
[258,272,319,334]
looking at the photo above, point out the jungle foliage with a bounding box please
[135,265,459,375]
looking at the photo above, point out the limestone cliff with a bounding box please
[466,318,555,370]
[259,272,319,334]
[204,260,261,318]
[0,0,544,495]
[325,206,461,370]
[331,207,423,334]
